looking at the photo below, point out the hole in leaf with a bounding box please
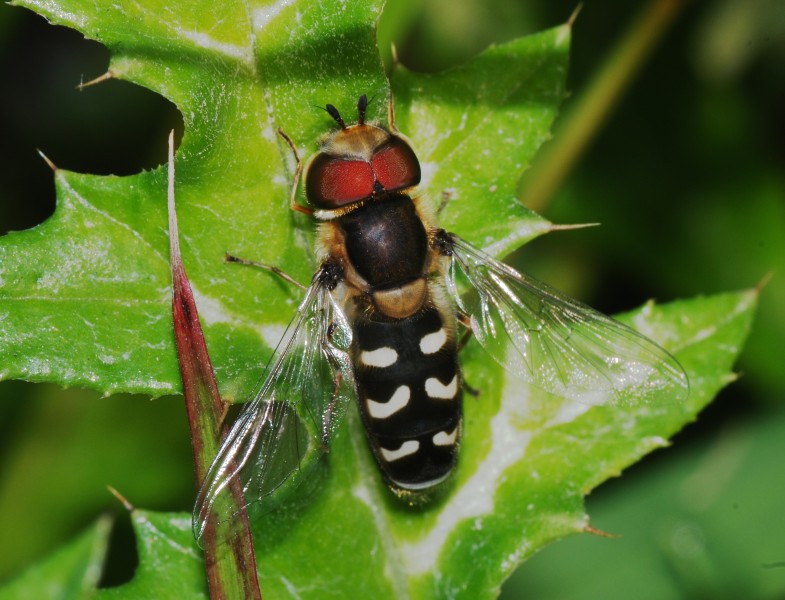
[97,510,138,588]
[0,4,184,235]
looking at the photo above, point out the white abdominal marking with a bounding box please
[419,328,447,355]
[380,440,420,462]
[432,428,458,446]
[361,346,398,368]
[366,386,411,419]
[425,375,458,399]
[393,472,451,491]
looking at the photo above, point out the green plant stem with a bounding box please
[519,0,684,214]
[168,132,262,600]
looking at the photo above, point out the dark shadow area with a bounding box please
[0,4,183,235]
[98,511,139,588]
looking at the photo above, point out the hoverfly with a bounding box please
[193,94,688,541]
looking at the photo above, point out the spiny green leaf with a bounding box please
[507,389,785,599]
[97,511,207,599]
[229,290,755,599]
[0,291,757,599]
[0,0,758,598]
[393,27,570,255]
[0,0,563,401]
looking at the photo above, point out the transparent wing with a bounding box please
[192,264,353,544]
[444,233,689,406]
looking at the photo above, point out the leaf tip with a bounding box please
[548,221,601,232]
[553,3,581,47]
[77,70,114,91]
[567,3,584,29]
[107,485,136,513]
[583,524,620,539]
[723,371,742,386]
[756,271,774,293]
[36,148,57,172]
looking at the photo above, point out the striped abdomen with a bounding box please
[352,304,462,492]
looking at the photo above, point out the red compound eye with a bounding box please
[306,154,375,208]
[371,137,421,192]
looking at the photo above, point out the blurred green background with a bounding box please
[1,0,783,597]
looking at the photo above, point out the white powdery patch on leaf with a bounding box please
[399,377,536,576]
[134,513,200,559]
[545,397,592,428]
[479,219,551,258]
[58,174,169,268]
[189,285,238,327]
[252,0,295,31]
[258,323,288,351]
[189,284,285,350]
[174,28,253,66]
[418,161,439,194]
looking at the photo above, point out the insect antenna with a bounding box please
[357,94,368,125]
[325,103,346,129]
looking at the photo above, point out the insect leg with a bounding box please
[455,311,481,397]
[224,252,307,291]
[217,400,232,429]
[436,190,455,218]
[456,310,474,352]
[277,128,313,216]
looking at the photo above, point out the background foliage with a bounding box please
[0,0,782,598]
